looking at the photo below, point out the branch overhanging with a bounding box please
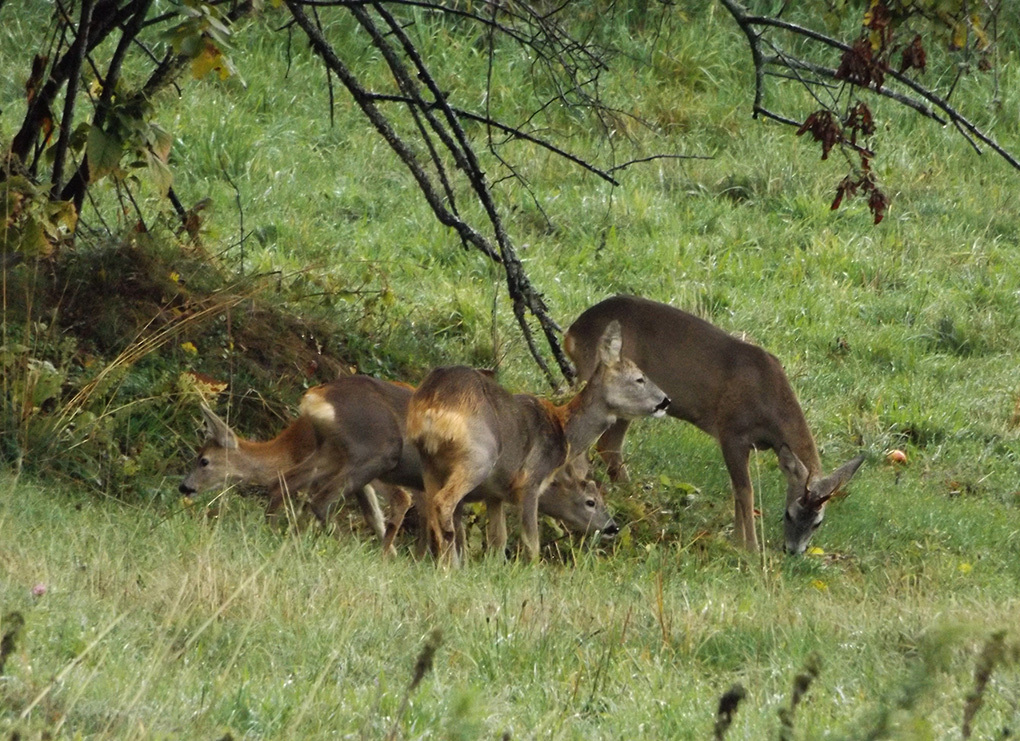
[718,0,1020,173]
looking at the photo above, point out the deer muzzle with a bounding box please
[652,395,671,417]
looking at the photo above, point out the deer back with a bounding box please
[300,375,421,488]
[408,366,567,501]
[565,294,819,470]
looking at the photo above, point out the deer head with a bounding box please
[780,447,865,554]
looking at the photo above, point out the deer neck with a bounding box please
[234,423,312,487]
[557,382,614,459]
[783,416,823,482]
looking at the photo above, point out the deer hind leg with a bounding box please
[354,484,386,542]
[485,499,507,557]
[596,418,632,482]
[306,469,392,544]
[427,489,462,568]
[721,438,759,551]
[306,442,401,541]
[426,461,492,568]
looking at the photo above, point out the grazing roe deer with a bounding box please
[179,405,390,539]
[407,320,670,566]
[180,376,617,556]
[178,375,420,547]
[565,295,864,554]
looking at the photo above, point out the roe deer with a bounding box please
[178,375,421,547]
[407,320,670,567]
[564,294,864,554]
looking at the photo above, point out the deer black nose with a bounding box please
[602,521,620,537]
[179,482,194,495]
[655,396,671,413]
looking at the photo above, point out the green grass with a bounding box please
[3,1,1020,738]
[2,474,1018,739]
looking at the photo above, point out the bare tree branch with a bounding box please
[718,0,1020,173]
[355,1,570,383]
[364,94,621,185]
[50,0,96,196]
[283,1,501,264]
[61,0,154,210]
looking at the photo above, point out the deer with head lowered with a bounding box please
[179,375,421,550]
[565,295,864,555]
[180,375,618,556]
[407,320,670,567]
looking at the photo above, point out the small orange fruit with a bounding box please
[885,449,907,464]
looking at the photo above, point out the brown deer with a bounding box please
[180,376,617,556]
[407,320,670,567]
[564,295,864,554]
[178,375,419,548]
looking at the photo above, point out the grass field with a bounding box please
[2,2,1020,738]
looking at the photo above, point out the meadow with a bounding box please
[2,2,1020,738]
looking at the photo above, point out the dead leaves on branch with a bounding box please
[831,167,889,225]
[797,102,887,223]
[801,0,1000,224]
[722,0,1013,225]
[835,37,888,90]
[796,111,842,161]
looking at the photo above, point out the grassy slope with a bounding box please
[3,2,1020,738]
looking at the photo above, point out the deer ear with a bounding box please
[200,404,238,450]
[597,320,624,365]
[778,445,809,488]
[809,454,865,503]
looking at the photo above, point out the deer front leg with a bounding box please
[596,418,632,482]
[519,486,542,561]
[265,453,331,524]
[382,486,414,558]
[265,484,290,521]
[721,439,759,551]
[453,500,468,560]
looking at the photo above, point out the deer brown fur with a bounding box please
[564,295,864,554]
[407,321,670,566]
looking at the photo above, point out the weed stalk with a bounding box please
[384,629,442,741]
[778,653,821,741]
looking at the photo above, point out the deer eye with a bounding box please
[585,499,597,508]
[200,457,210,468]
[636,376,646,384]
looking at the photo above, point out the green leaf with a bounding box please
[145,149,174,197]
[86,125,123,182]
[45,200,78,234]
[17,216,54,258]
[147,123,173,162]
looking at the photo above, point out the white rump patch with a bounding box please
[299,389,336,424]
[410,407,471,454]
